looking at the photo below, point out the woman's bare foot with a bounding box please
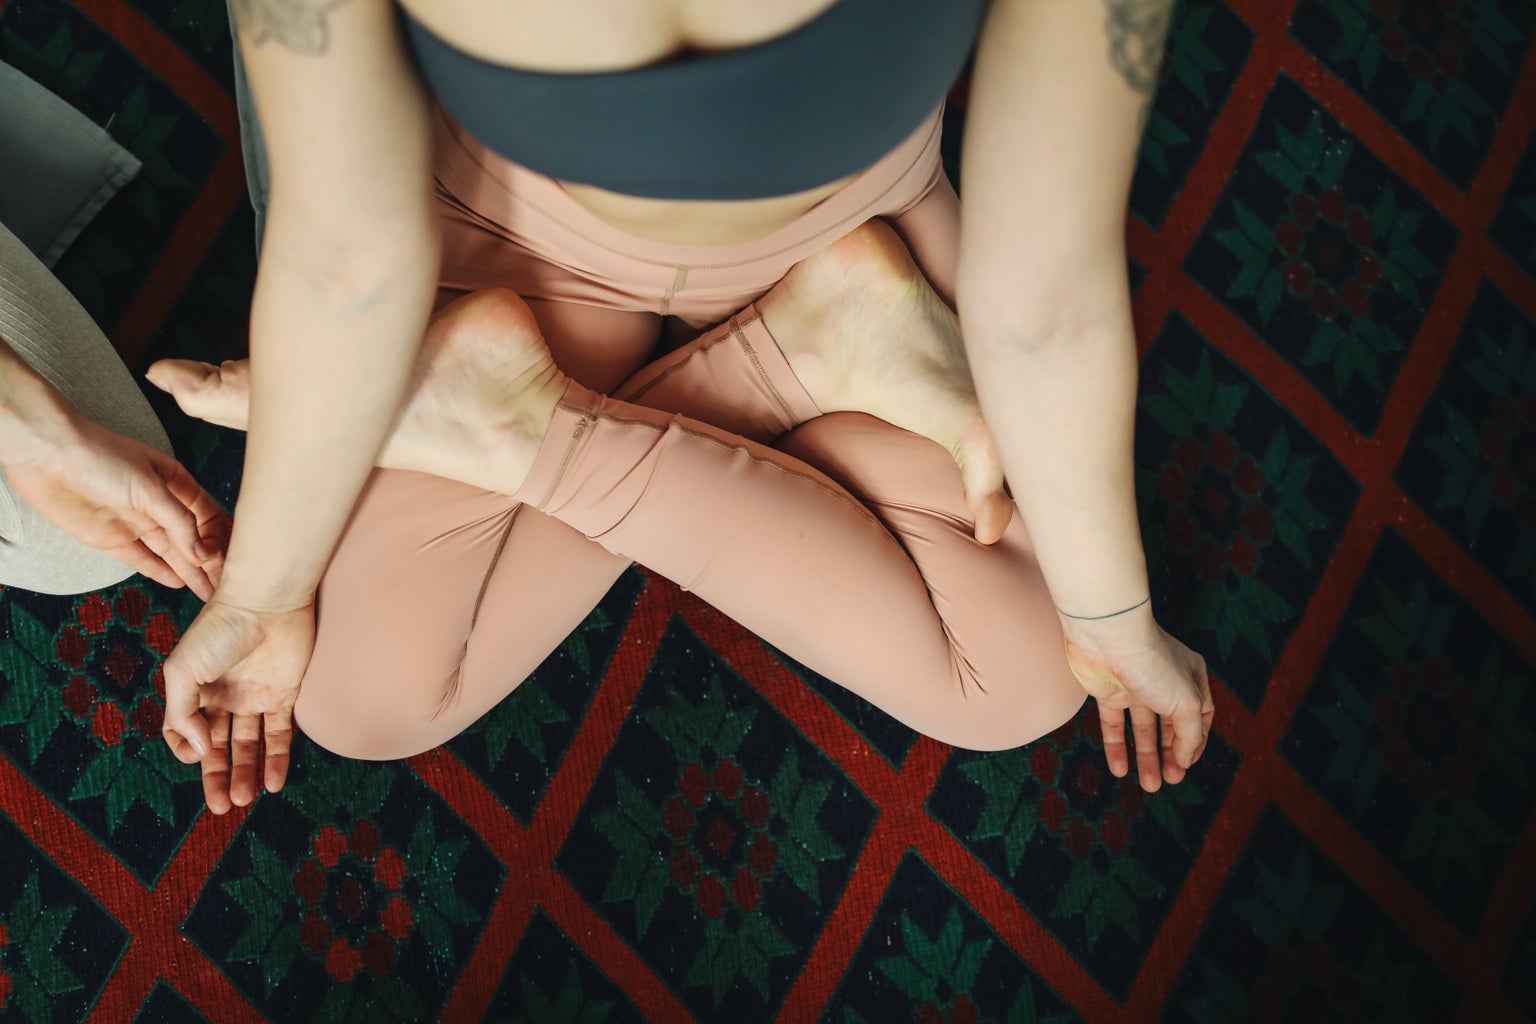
[757,220,1012,542]
[146,289,566,495]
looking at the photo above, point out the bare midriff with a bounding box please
[398,0,856,245]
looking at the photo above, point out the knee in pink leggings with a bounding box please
[293,110,1086,759]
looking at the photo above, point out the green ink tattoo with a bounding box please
[232,0,356,55]
[1103,0,1174,96]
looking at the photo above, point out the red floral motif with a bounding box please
[1159,433,1275,583]
[381,895,413,940]
[294,860,325,905]
[361,931,395,975]
[738,785,770,829]
[679,763,710,806]
[102,645,139,690]
[129,696,161,739]
[1476,391,1536,525]
[55,626,87,670]
[300,909,329,955]
[63,676,95,719]
[293,823,419,983]
[313,826,348,868]
[372,847,406,890]
[91,702,125,747]
[917,996,980,1024]
[746,833,778,878]
[1038,790,1069,833]
[1029,746,1058,781]
[664,762,780,919]
[729,867,761,913]
[325,938,361,983]
[75,594,113,635]
[144,613,179,658]
[696,874,728,919]
[1378,0,1474,83]
[713,759,743,801]
[349,820,380,863]
[1374,660,1485,804]
[113,588,149,629]
[671,847,701,889]
[1275,188,1384,321]
[1228,534,1259,576]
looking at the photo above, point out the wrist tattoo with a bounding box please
[233,0,355,55]
[1057,596,1151,621]
[1103,0,1174,96]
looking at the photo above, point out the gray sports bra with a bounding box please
[401,0,987,200]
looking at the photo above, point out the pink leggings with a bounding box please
[292,107,1086,758]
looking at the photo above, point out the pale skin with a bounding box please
[0,336,227,600]
[160,0,1212,812]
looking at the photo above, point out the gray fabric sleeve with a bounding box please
[0,219,174,595]
[228,1,270,250]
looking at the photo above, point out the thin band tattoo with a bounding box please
[1057,596,1151,621]
[1102,0,1173,96]
[232,0,355,55]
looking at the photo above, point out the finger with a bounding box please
[1161,714,1187,786]
[158,454,230,548]
[162,651,210,763]
[263,709,296,794]
[106,538,185,591]
[1129,706,1162,792]
[135,455,209,566]
[229,714,263,807]
[1097,700,1129,778]
[162,608,256,762]
[1170,656,1213,770]
[140,528,215,601]
[200,710,233,815]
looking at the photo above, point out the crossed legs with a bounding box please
[157,219,1085,759]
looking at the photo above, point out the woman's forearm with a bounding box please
[958,0,1171,615]
[217,219,439,609]
[967,311,1149,616]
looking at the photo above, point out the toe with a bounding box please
[147,359,251,430]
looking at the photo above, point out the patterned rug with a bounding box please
[1,0,1533,1020]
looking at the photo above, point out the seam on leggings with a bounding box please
[535,410,593,511]
[729,316,799,427]
[659,266,688,317]
[446,111,943,272]
[435,502,523,722]
[575,409,899,546]
[617,323,737,405]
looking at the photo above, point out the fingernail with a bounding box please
[193,541,211,562]
[190,736,206,757]
[145,369,169,392]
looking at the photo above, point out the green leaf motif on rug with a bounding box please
[0,873,84,1024]
[0,606,66,762]
[1322,0,1521,145]
[511,965,616,1024]
[959,749,1038,874]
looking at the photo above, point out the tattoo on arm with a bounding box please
[1103,0,1173,96]
[232,0,355,55]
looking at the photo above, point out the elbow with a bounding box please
[258,215,440,315]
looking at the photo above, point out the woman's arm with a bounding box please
[161,0,439,810]
[958,0,1213,789]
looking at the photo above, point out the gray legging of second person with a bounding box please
[0,220,177,594]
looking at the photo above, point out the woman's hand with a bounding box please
[161,597,315,813]
[1,413,227,600]
[1061,605,1214,792]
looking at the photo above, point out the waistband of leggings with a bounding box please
[431,103,945,272]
